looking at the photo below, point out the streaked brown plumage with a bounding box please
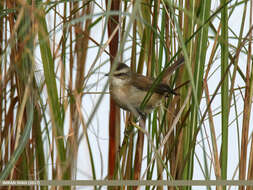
[107,58,184,118]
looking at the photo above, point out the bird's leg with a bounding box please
[136,109,147,121]
[126,104,140,119]
[126,103,147,122]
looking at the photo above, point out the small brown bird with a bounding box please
[106,58,184,118]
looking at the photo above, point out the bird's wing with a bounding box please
[132,74,176,95]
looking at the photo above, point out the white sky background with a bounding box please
[41,1,253,189]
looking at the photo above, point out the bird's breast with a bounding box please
[110,84,131,111]
[109,81,164,114]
